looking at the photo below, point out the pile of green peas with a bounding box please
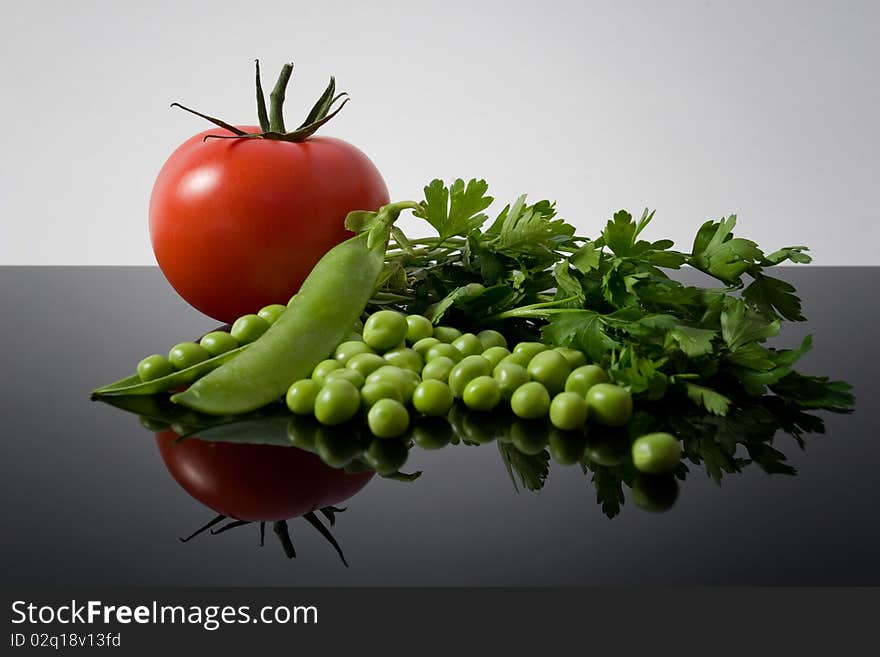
[135,303,288,382]
[283,309,638,441]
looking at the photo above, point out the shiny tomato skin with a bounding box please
[149,127,389,322]
[155,430,374,522]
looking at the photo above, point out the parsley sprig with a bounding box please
[366,178,853,417]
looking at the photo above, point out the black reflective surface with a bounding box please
[1,266,877,585]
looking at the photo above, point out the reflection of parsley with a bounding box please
[498,443,549,492]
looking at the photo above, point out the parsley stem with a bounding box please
[489,296,580,321]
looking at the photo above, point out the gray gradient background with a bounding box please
[1,0,878,265]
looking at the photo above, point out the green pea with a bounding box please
[510,381,551,419]
[311,358,342,386]
[315,426,363,468]
[510,419,550,455]
[411,416,454,450]
[554,347,587,369]
[230,314,270,344]
[137,354,174,382]
[452,333,483,358]
[286,379,320,415]
[405,315,434,343]
[433,326,462,343]
[368,398,411,438]
[548,427,588,465]
[364,438,409,476]
[412,337,441,357]
[346,352,388,378]
[498,352,531,368]
[462,375,502,411]
[199,331,239,357]
[631,432,682,474]
[324,368,366,389]
[363,310,409,352]
[384,348,424,373]
[286,293,298,307]
[477,329,507,350]
[513,341,549,362]
[481,346,510,368]
[361,380,404,409]
[493,361,530,399]
[585,383,633,427]
[425,343,463,363]
[257,303,287,325]
[630,474,679,512]
[448,355,493,398]
[366,365,417,403]
[314,379,361,426]
[412,380,454,416]
[565,365,609,397]
[527,350,571,395]
[549,392,589,430]
[464,282,486,295]
[334,340,375,364]
[421,355,455,382]
[168,342,210,370]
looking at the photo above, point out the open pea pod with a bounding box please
[91,344,249,397]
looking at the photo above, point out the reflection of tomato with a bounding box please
[149,130,389,323]
[156,431,373,522]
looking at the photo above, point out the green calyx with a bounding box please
[171,60,349,142]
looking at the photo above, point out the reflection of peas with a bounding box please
[199,331,239,357]
[287,416,319,452]
[139,416,170,432]
[286,379,320,415]
[631,474,679,512]
[631,432,681,474]
[315,426,363,468]
[583,430,629,466]
[364,438,409,475]
[137,354,174,382]
[411,416,455,449]
[168,342,210,370]
[510,419,550,455]
[548,427,587,465]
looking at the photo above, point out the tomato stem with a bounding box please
[269,62,293,133]
[254,59,270,132]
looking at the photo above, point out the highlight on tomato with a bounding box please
[149,61,390,323]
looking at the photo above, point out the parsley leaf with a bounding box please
[684,382,731,415]
[415,178,493,241]
[690,215,764,284]
[541,310,619,362]
[743,274,805,321]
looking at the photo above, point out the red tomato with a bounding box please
[155,430,374,522]
[149,127,389,323]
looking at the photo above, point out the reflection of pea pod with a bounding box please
[93,393,232,430]
[91,345,248,397]
[190,415,293,447]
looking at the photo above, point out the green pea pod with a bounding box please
[171,205,411,416]
[91,345,248,397]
